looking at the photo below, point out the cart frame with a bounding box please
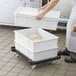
[11,47,61,67]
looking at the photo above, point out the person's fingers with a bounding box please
[36,13,41,20]
[36,16,42,20]
[36,11,44,20]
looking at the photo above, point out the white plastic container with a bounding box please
[28,48,58,61]
[14,28,58,52]
[15,7,60,30]
[15,41,58,61]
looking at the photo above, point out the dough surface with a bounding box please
[28,34,41,41]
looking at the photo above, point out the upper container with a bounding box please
[15,7,60,30]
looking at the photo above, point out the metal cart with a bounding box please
[11,47,61,69]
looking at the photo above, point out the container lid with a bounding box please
[15,7,60,21]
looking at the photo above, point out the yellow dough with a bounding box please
[28,34,41,41]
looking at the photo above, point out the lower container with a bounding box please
[29,48,58,61]
[15,42,58,61]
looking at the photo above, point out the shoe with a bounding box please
[58,48,70,56]
[64,57,76,63]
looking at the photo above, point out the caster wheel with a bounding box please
[31,65,37,69]
[50,61,56,64]
[11,47,16,52]
[16,53,20,58]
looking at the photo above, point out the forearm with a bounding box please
[36,0,60,19]
[42,0,60,15]
[41,3,49,9]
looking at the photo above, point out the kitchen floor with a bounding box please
[0,26,76,76]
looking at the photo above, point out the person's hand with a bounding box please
[73,25,76,32]
[36,10,46,20]
[36,13,44,20]
[38,3,48,12]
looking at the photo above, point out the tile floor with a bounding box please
[0,26,76,76]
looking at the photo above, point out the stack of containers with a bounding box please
[14,7,60,61]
